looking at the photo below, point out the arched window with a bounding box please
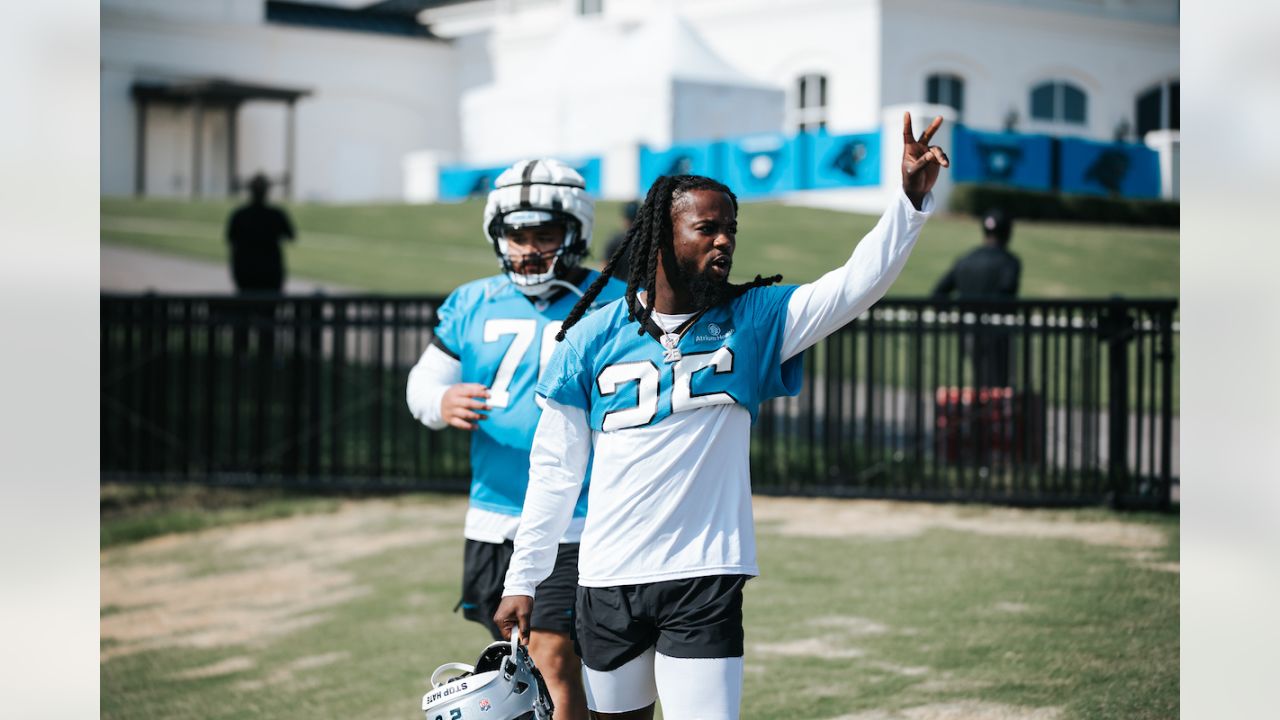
[926,73,964,117]
[1136,79,1178,137]
[795,73,828,133]
[1029,80,1087,124]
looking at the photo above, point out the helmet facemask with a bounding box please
[488,210,586,297]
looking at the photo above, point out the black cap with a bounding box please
[248,173,270,194]
[981,208,1012,243]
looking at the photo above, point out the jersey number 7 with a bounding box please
[483,319,562,408]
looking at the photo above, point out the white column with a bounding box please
[402,150,451,203]
[1143,129,1180,201]
[602,142,640,201]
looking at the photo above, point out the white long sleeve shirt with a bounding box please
[503,188,934,596]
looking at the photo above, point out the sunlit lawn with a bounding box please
[101,197,1178,299]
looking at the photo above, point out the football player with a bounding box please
[495,114,949,719]
[407,158,626,720]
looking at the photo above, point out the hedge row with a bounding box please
[949,184,1179,227]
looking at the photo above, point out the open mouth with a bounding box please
[708,255,732,277]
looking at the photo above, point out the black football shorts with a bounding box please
[573,574,749,671]
[460,538,579,640]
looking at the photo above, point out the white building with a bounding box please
[101,0,1179,204]
[101,0,459,202]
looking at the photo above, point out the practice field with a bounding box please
[101,489,1178,720]
[100,197,1179,298]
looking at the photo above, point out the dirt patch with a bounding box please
[866,660,931,677]
[754,498,1166,551]
[912,677,995,694]
[169,656,256,680]
[101,498,463,661]
[827,700,1062,720]
[807,615,891,636]
[233,652,351,692]
[751,637,866,659]
[1124,549,1180,574]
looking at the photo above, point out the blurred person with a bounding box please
[494,114,948,720]
[931,208,1020,301]
[406,159,626,720]
[932,208,1021,386]
[226,173,296,293]
[601,200,640,283]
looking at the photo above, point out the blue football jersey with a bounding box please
[433,271,626,517]
[536,284,804,431]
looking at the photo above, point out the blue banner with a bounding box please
[807,131,881,189]
[951,126,1054,191]
[438,157,603,201]
[721,132,800,200]
[638,143,726,194]
[1058,138,1160,199]
[439,164,505,200]
[638,130,882,200]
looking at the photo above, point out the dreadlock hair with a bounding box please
[556,175,784,342]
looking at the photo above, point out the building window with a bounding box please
[1029,80,1087,124]
[795,73,828,133]
[578,0,603,16]
[926,73,964,117]
[1136,80,1178,137]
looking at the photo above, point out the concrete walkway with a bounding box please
[101,244,355,295]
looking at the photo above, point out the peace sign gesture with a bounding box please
[901,111,949,209]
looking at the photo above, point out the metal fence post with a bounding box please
[1102,301,1135,504]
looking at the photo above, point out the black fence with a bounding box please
[101,293,1178,510]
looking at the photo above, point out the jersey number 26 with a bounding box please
[596,348,736,431]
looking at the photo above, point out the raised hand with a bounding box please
[901,111,950,209]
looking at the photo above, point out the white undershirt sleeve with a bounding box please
[781,188,935,362]
[406,344,461,430]
[503,396,592,597]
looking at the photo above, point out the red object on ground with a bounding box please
[934,386,1042,465]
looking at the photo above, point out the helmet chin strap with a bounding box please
[541,278,585,299]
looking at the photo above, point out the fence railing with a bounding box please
[101,293,1178,509]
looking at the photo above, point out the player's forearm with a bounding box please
[781,187,933,361]
[406,344,461,430]
[503,398,591,597]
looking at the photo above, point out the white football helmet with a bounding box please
[483,159,594,298]
[422,629,553,720]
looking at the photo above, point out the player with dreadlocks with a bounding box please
[558,173,783,345]
[496,113,950,720]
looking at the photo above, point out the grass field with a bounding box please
[100,197,1179,298]
[100,487,1178,720]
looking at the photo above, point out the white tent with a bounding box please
[460,11,785,179]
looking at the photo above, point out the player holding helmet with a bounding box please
[496,115,949,719]
[408,158,626,720]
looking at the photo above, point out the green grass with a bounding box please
[100,483,343,548]
[746,516,1178,719]
[100,197,1179,298]
[101,491,1178,720]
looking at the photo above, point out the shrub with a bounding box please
[949,184,1179,227]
